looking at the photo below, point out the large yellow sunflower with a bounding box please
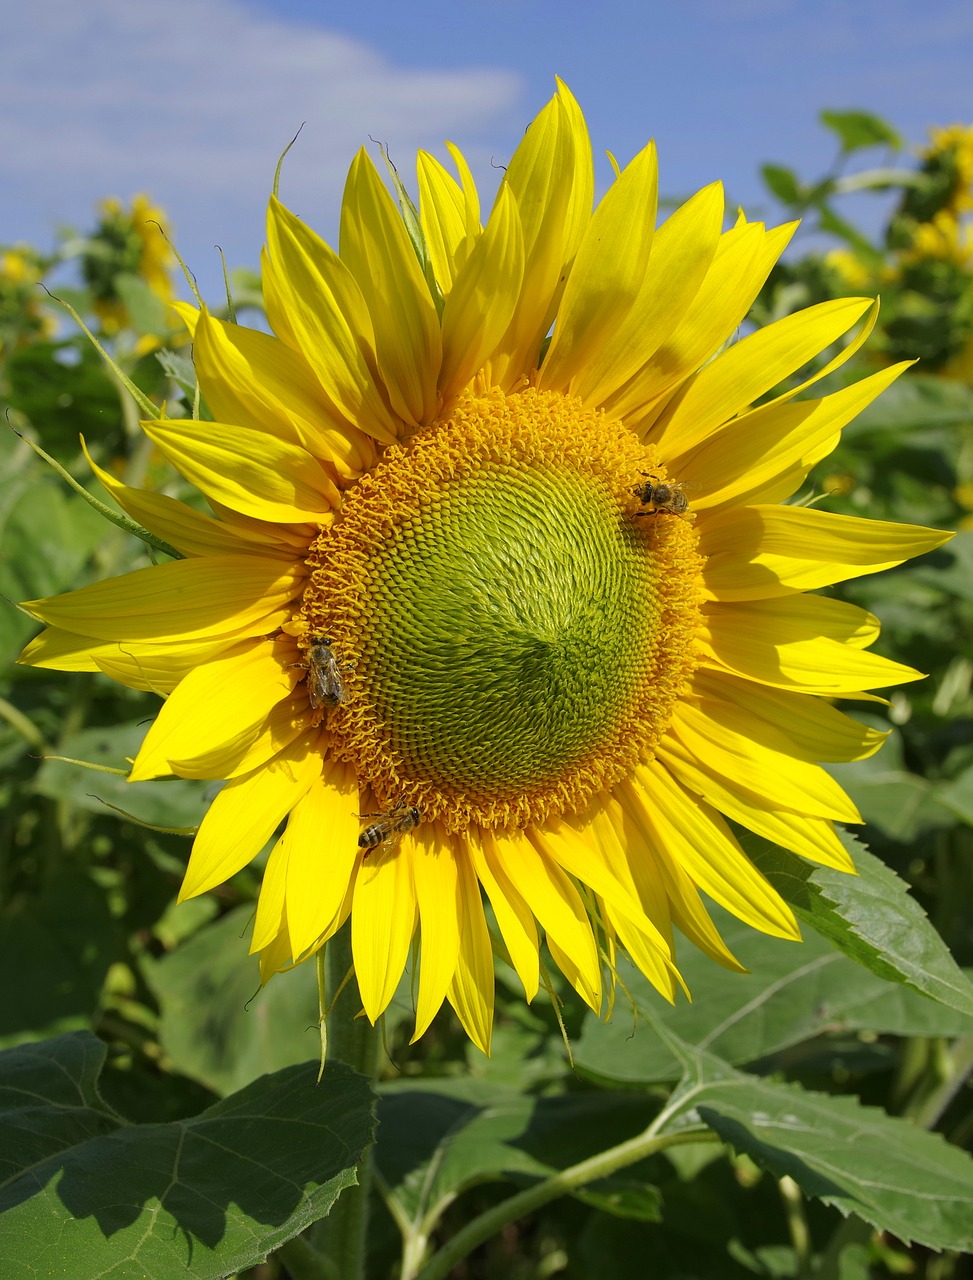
[20,83,950,1053]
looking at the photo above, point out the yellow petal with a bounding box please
[221,693,315,780]
[141,418,339,523]
[651,297,873,456]
[24,556,304,642]
[569,802,679,1001]
[616,218,797,429]
[700,504,953,601]
[446,851,494,1054]
[631,763,801,941]
[129,635,300,781]
[351,831,418,1023]
[539,141,658,393]
[264,197,401,444]
[252,835,288,952]
[446,140,481,239]
[700,596,923,694]
[194,309,377,480]
[672,696,862,822]
[533,813,673,957]
[658,736,855,870]
[471,830,540,1002]
[579,181,725,411]
[179,731,325,899]
[412,821,463,1041]
[439,183,524,400]
[616,779,748,973]
[340,149,442,426]
[27,632,231,691]
[491,828,601,1011]
[693,669,888,763]
[171,299,199,337]
[418,149,477,292]
[80,438,297,560]
[488,83,593,389]
[284,761,362,959]
[18,626,113,674]
[670,365,907,514]
[258,926,294,985]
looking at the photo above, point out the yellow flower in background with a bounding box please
[19,83,951,1053]
[824,248,875,292]
[0,247,55,354]
[82,193,175,344]
[924,124,973,215]
[902,209,973,269]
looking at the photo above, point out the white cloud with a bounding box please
[1,0,522,293]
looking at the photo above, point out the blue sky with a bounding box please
[4,0,973,303]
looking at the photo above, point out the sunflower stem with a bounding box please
[409,1127,718,1280]
[310,924,382,1280]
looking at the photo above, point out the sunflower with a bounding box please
[81,193,175,340]
[20,83,950,1054]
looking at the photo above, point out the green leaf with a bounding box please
[819,109,902,153]
[156,348,198,401]
[113,273,170,337]
[827,735,957,842]
[936,764,973,827]
[377,1080,659,1233]
[661,1040,973,1252]
[145,905,324,1095]
[0,471,112,604]
[4,340,122,455]
[761,163,803,205]
[574,908,973,1086]
[745,831,973,1018]
[0,1031,376,1279]
[0,867,118,1046]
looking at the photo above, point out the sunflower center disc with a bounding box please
[301,389,703,831]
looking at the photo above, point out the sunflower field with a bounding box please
[2,91,973,1280]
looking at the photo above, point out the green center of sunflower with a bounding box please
[300,389,703,832]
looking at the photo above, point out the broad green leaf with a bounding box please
[574,909,973,1086]
[574,1194,786,1280]
[659,1037,973,1252]
[377,1079,659,1233]
[0,1031,375,1279]
[744,831,973,1018]
[819,109,902,153]
[145,905,323,1096]
[0,867,118,1047]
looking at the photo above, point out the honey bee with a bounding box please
[358,796,421,854]
[632,473,696,517]
[302,637,345,711]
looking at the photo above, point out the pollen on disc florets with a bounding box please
[297,388,704,833]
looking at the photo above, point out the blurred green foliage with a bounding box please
[2,122,973,1279]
